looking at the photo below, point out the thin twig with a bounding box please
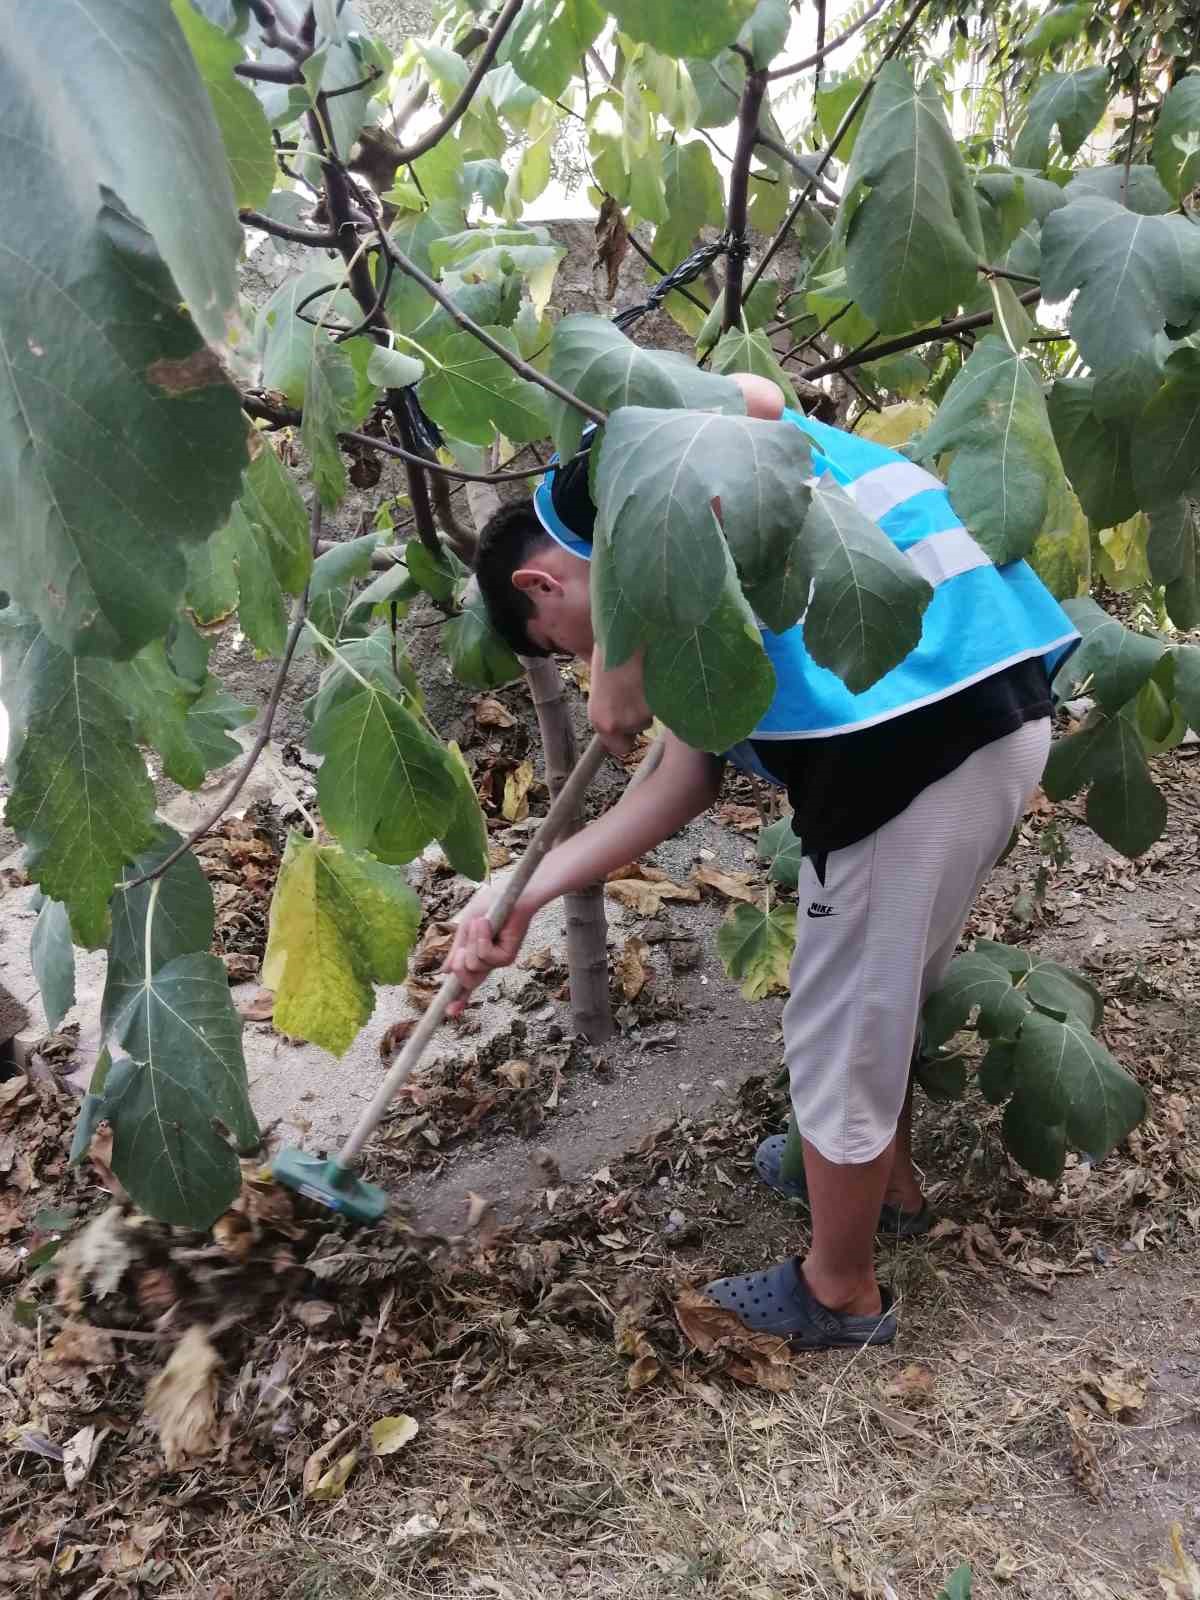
[377,235,606,425]
[812,0,827,104]
[623,233,712,314]
[120,503,322,891]
[753,131,843,204]
[796,287,1041,380]
[392,0,525,164]
[325,67,382,100]
[979,261,1041,285]
[767,0,889,80]
[239,210,340,247]
[746,0,937,301]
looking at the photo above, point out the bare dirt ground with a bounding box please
[2,631,1198,1598]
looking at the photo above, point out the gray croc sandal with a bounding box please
[754,1134,933,1240]
[703,1259,896,1349]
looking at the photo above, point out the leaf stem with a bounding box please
[120,502,323,891]
[1121,72,1141,208]
[766,0,890,80]
[795,287,1041,380]
[391,0,526,165]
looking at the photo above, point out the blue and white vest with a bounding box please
[534,409,1079,761]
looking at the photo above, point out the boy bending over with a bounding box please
[445,376,1077,1351]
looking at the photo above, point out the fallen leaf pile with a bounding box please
[196,806,283,982]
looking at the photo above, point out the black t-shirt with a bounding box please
[749,656,1053,857]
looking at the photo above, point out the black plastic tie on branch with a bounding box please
[394,386,444,455]
[613,232,742,332]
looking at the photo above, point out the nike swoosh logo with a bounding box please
[807,907,836,919]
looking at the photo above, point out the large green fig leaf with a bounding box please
[440,741,490,882]
[799,480,933,694]
[10,0,241,343]
[262,834,421,1056]
[1005,1011,1145,1181]
[737,0,791,67]
[0,167,246,656]
[1148,500,1200,631]
[444,583,523,689]
[90,955,257,1227]
[1132,349,1200,509]
[708,328,800,410]
[31,898,75,1034]
[601,0,756,60]
[1012,67,1108,168]
[1052,596,1165,710]
[1046,379,1138,529]
[640,551,777,751]
[546,315,744,459]
[1042,704,1166,858]
[418,327,552,446]
[507,0,605,100]
[592,405,813,642]
[912,338,1061,564]
[123,640,253,791]
[1064,163,1174,216]
[972,939,1103,1030]
[1153,76,1200,202]
[1040,199,1200,377]
[922,951,1034,1049]
[716,900,796,1001]
[757,814,804,889]
[0,611,156,948]
[834,63,985,334]
[73,829,255,1229]
[101,828,215,1032]
[170,0,273,209]
[308,663,460,864]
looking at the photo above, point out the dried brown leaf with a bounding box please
[593,194,630,300]
[502,760,534,823]
[144,1325,221,1471]
[62,1424,107,1491]
[881,1362,936,1407]
[690,863,758,903]
[605,868,699,917]
[673,1288,795,1393]
[614,938,649,1001]
[474,695,516,730]
[236,989,276,1022]
[47,1322,116,1368]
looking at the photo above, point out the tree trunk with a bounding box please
[522,655,614,1042]
[463,482,614,1042]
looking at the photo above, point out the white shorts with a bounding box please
[783,718,1052,1165]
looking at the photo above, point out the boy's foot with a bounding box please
[754,1134,933,1239]
[702,1259,896,1349]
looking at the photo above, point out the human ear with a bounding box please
[512,567,564,599]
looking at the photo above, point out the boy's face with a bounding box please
[512,547,595,659]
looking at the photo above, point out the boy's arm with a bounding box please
[444,733,721,1006]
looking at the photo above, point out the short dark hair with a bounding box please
[474,498,554,658]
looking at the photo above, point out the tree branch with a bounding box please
[239,209,340,247]
[723,67,769,332]
[235,59,302,84]
[392,0,525,165]
[795,288,1041,381]
[745,0,937,301]
[978,262,1041,286]
[813,0,827,103]
[753,132,842,204]
[121,502,322,891]
[377,234,607,425]
[767,0,889,80]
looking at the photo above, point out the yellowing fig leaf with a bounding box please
[502,760,535,823]
[370,1414,419,1456]
[263,835,421,1057]
[716,901,795,1002]
[144,1326,221,1472]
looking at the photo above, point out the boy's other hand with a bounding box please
[442,888,533,1015]
[588,644,652,755]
